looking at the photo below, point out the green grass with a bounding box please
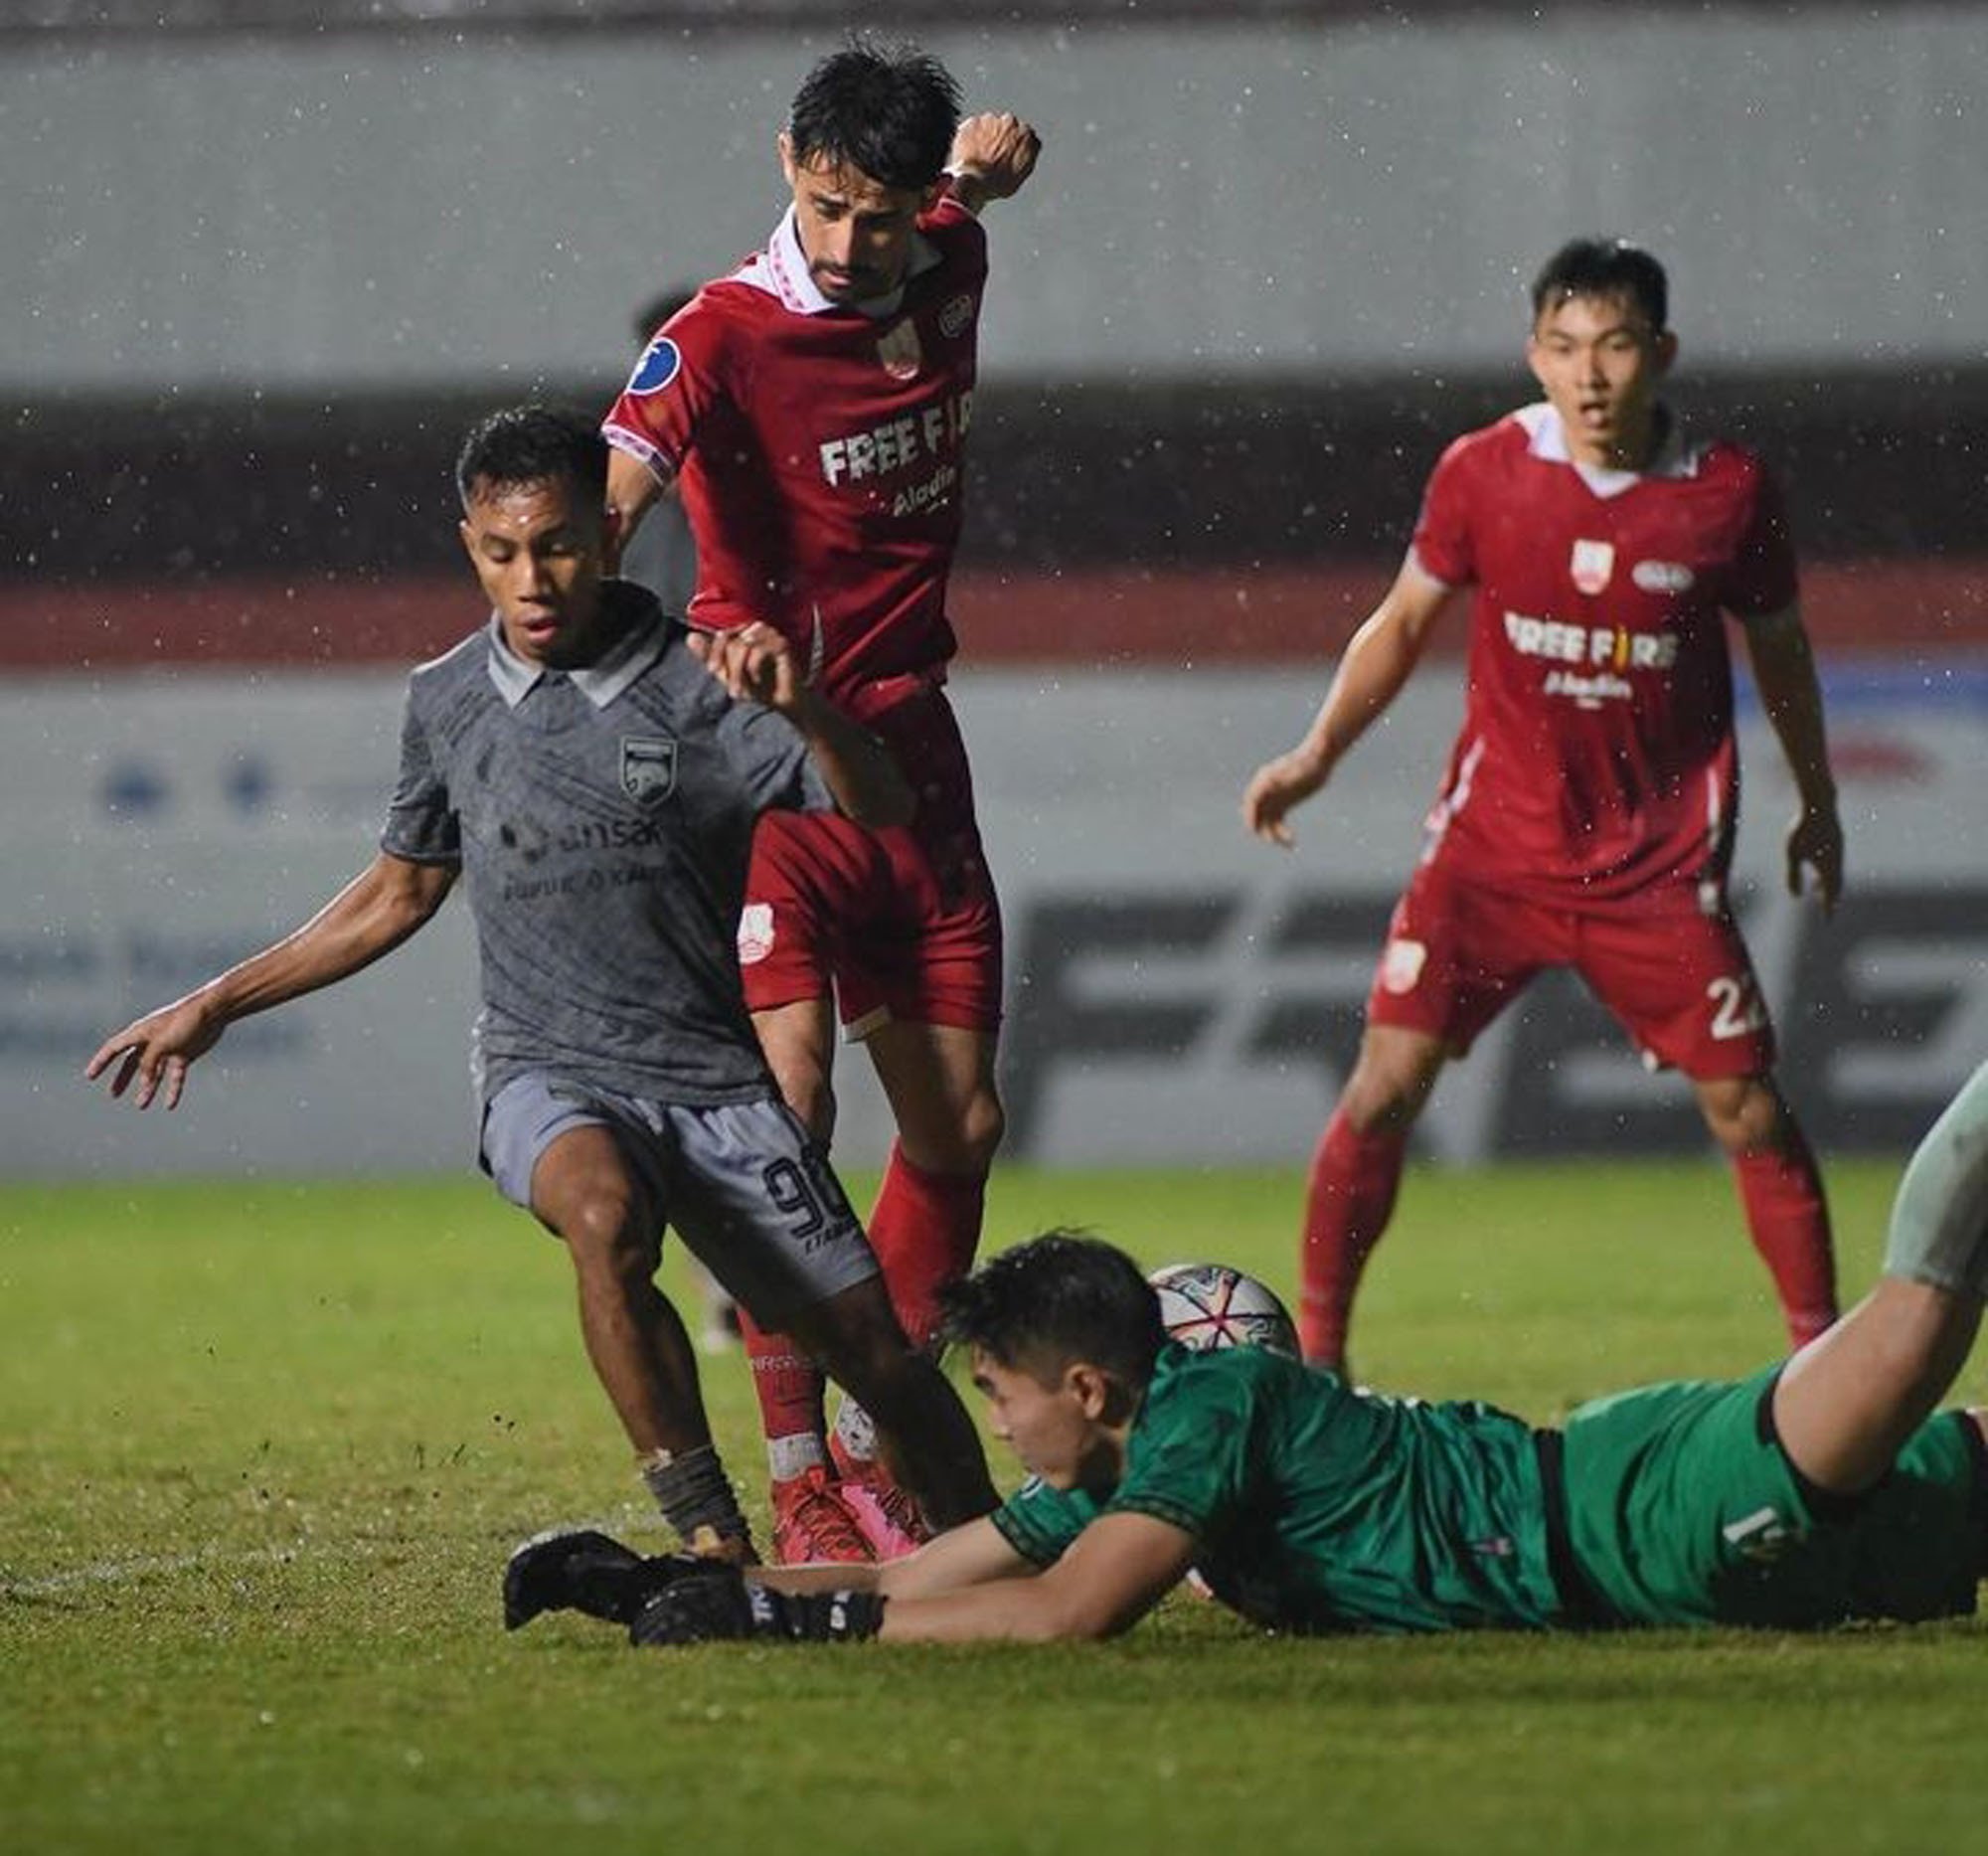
[4,1160,1986,1855]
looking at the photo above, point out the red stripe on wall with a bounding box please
[1,559,1981,672]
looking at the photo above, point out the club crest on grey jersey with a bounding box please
[620,737,678,806]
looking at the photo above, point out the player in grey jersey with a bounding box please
[85,406,997,1563]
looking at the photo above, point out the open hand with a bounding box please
[84,996,225,1109]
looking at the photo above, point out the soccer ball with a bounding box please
[1148,1262,1300,1359]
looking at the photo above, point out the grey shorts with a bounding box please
[480,1074,880,1330]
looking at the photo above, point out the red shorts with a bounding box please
[1366,858,1776,1079]
[738,683,1003,1036]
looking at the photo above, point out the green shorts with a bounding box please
[1557,1366,1986,1629]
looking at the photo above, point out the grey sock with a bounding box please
[638,1444,749,1555]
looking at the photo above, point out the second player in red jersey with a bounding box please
[603,38,1040,1566]
[1243,238,1845,1372]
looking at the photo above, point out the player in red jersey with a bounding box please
[1242,239,1845,1373]
[602,38,1040,1563]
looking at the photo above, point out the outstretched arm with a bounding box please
[644,1510,1197,1644]
[1742,602,1843,915]
[874,1511,1195,1642]
[690,622,913,828]
[744,1512,1032,1603]
[84,851,455,1109]
[1242,558,1456,847]
[945,112,1041,214]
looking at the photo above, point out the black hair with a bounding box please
[938,1231,1169,1390]
[787,33,962,191]
[1530,238,1669,332]
[455,405,607,509]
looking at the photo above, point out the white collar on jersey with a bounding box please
[1517,401,1707,499]
[483,590,669,710]
[753,204,943,320]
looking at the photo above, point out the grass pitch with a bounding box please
[5,1159,1986,1855]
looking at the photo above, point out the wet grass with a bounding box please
[4,1160,1985,1854]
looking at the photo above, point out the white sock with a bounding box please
[831,1399,879,1466]
[1883,1060,1988,1295]
[766,1432,829,1483]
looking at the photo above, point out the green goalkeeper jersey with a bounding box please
[991,1343,1564,1633]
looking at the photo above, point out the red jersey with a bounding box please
[1408,403,1798,910]
[603,193,987,719]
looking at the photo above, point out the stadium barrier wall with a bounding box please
[6,10,1982,394]
[13,663,1985,1178]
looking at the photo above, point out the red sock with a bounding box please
[1298,1108,1408,1368]
[866,1141,988,1347]
[1733,1128,1838,1346]
[739,1311,826,1472]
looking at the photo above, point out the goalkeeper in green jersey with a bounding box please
[509,1060,1988,1645]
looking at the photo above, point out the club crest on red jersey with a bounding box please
[737,902,775,965]
[877,320,923,381]
[620,737,678,806]
[1569,539,1615,595]
[626,337,682,397]
[938,292,976,339]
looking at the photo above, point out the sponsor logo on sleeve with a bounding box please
[1381,937,1427,995]
[626,336,683,397]
[937,292,977,339]
[737,902,775,964]
[1632,559,1696,593]
[619,737,678,805]
[1569,539,1615,594]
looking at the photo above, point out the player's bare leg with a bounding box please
[824,1017,1002,1546]
[753,994,839,1146]
[1298,1023,1447,1371]
[531,1125,753,1562]
[1695,1071,1838,1345]
[1772,1059,1988,1493]
[865,1018,1004,1338]
[726,995,878,1561]
[784,1273,998,1530]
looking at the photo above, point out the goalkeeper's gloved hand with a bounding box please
[628,1567,886,1646]
[503,1527,737,1631]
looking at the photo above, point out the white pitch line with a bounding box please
[2,1513,673,1600]
[0,1540,379,1600]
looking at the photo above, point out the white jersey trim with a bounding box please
[750,206,943,320]
[602,420,672,484]
[1514,402,1711,498]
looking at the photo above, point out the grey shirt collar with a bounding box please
[483,583,671,710]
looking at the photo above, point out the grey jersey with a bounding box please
[382,584,831,1104]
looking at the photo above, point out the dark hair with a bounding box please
[1530,238,1669,332]
[939,1232,1169,1389]
[787,34,961,190]
[455,406,607,508]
